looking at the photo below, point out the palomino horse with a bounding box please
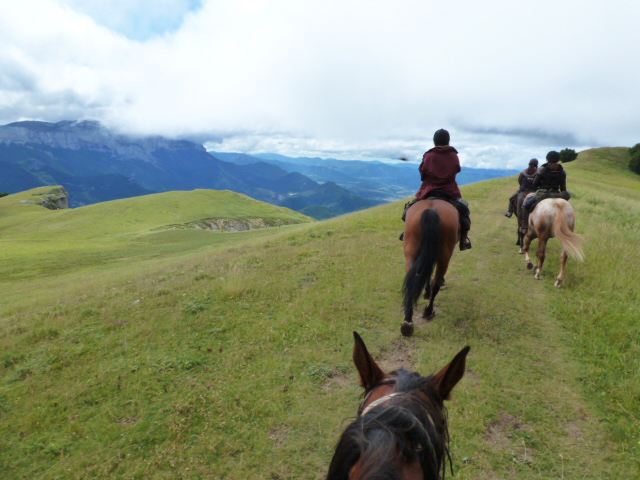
[402,199,459,336]
[326,332,470,480]
[522,198,585,287]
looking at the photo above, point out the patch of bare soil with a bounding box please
[322,371,351,391]
[268,424,292,447]
[485,412,535,464]
[565,419,586,439]
[118,416,139,426]
[377,337,416,371]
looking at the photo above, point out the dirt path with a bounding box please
[367,188,616,479]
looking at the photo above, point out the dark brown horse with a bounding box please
[515,190,535,247]
[401,199,459,336]
[326,332,470,480]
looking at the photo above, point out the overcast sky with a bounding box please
[1,0,639,168]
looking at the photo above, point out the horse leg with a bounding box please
[424,275,445,298]
[555,250,568,288]
[401,255,417,336]
[518,229,526,249]
[518,211,528,254]
[424,260,449,320]
[424,281,441,321]
[523,232,535,269]
[535,236,548,280]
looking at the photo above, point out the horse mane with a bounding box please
[326,369,450,480]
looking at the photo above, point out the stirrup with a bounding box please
[504,212,513,218]
[459,237,472,251]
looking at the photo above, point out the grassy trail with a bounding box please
[1,149,638,479]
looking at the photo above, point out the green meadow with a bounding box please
[0,148,638,479]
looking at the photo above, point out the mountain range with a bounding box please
[0,120,518,218]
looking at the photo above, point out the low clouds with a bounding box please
[1,0,640,168]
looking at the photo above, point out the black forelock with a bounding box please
[327,368,450,480]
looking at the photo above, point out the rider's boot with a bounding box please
[459,233,472,251]
[505,201,514,217]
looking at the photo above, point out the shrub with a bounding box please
[0,193,9,198]
[559,148,578,163]
[630,150,640,175]
[629,143,640,156]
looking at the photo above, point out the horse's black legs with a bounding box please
[402,263,416,336]
[424,279,443,320]
[401,320,414,336]
[424,288,438,319]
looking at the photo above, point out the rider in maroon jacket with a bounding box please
[401,129,472,250]
[505,158,538,218]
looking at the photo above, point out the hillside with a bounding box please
[0,187,312,285]
[0,148,638,479]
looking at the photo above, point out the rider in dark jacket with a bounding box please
[505,158,538,217]
[520,151,569,233]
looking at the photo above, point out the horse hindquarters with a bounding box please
[402,209,441,325]
[552,203,585,263]
[552,201,584,287]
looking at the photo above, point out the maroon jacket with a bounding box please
[416,146,462,200]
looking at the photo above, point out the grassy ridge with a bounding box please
[0,188,312,306]
[0,149,638,479]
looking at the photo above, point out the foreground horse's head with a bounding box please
[327,332,470,480]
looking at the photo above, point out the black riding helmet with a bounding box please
[546,151,560,163]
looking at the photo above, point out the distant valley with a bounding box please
[0,120,518,218]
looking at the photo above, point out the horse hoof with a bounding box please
[526,262,534,270]
[554,281,562,288]
[401,321,414,337]
[519,249,524,254]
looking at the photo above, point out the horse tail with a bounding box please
[403,209,441,317]
[553,202,585,262]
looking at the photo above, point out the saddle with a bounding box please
[402,193,468,221]
[523,189,571,212]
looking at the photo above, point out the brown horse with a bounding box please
[522,198,585,287]
[401,199,459,336]
[326,332,470,480]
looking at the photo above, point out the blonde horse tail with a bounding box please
[553,202,585,262]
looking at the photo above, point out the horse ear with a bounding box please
[431,346,470,401]
[352,332,387,390]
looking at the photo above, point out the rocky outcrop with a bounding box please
[20,187,69,210]
[166,217,302,232]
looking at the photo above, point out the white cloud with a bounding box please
[1,0,639,167]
